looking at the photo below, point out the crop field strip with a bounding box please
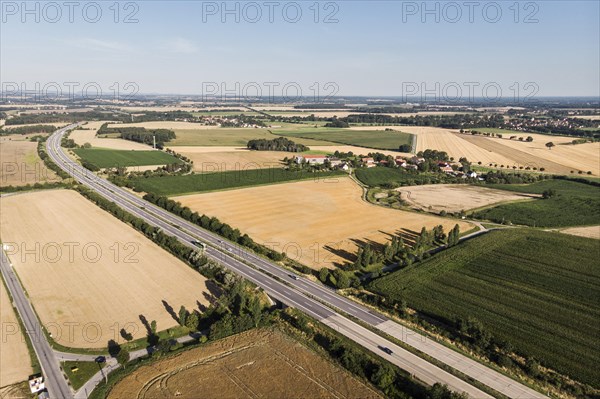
[368,229,600,387]
[277,127,414,151]
[475,179,600,227]
[130,168,346,196]
[73,148,182,169]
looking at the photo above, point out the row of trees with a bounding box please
[0,124,56,135]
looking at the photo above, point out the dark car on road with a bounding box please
[378,346,393,355]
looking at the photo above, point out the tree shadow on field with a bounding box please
[203,280,222,305]
[323,244,356,264]
[397,228,420,245]
[350,237,386,252]
[196,300,207,313]
[139,314,151,335]
[162,300,179,323]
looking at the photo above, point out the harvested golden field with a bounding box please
[457,134,590,175]
[0,282,33,387]
[396,184,538,213]
[174,147,288,172]
[0,139,58,187]
[0,190,211,349]
[174,178,472,269]
[477,135,600,175]
[397,126,516,166]
[560,226,600,240]
[108,329,381,399]
[70,121,150,150]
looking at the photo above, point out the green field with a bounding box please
[368,229,600,387]
[475,179,600,227]
[73,148,182,169]
[169,128,333,146]
[277,126,414,151]
[63,361,105,390]
[130,169,345,196]
[355,167,453,187]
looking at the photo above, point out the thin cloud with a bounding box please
[67,38,130,52]
[162,37,198,54]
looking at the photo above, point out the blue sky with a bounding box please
[1,1,598,97]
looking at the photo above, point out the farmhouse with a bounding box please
[329,157,343,167]
[294,155,328,165]
[410,156,425,164]
[440,165,454,173]
[362,157,376,167]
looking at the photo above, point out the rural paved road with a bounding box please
[44,124,546,398]
[0,250,73,398]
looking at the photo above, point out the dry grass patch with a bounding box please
[108,329,381,399]
[174,178,472,269]
[560,226,600,240]
[0,190,211,349]
[396,184,538,213]
[0,139,58,187]
[0,282,33,387]
[70,121,150,151]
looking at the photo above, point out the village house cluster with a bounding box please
[293,153,478,178]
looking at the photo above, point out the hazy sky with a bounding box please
[1,1,599,98]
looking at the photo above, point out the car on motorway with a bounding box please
[378,346,393,355]
[191,240,205,249]
[289,274,299,280]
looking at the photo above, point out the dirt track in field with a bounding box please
[396,184,539,213]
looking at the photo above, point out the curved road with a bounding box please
[42,125,545,398]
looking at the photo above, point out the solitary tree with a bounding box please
[545,142,555,150]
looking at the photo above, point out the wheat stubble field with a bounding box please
[0,135,58,187]
[0,190,211,348]
[174,177,472,269]
[0,282,33,387]
[107,329,381,399]
[70,121,150,151]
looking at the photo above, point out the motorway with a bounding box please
[41,124,545,398]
